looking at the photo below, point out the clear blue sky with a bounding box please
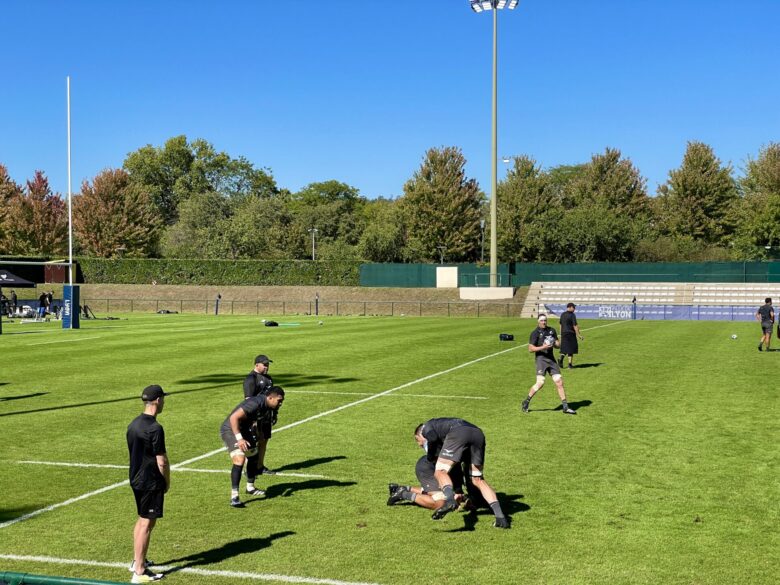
[2,0,779,200]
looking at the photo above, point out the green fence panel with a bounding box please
[0,572,125,585]
[359,263,439,287]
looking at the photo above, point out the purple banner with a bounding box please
[546,304,759,322]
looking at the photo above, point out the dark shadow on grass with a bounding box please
[533,399,593,413]
[445,493,530,532]
[0,382,9,386]
[273,455,347,473]
[262,479,357,499]
[0,392,48,402]
[570,362,604,369]
[0,504,45,523]
[160,531,294,572]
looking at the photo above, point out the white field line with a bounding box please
[286,390,486,400]
[26,336,102,346]
[17,460,327,479]
[0,554,383,585]
[1,319,630,529]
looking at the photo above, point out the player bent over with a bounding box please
[414,418,509,528]
[219,387,285,508]
[522,314,576,415]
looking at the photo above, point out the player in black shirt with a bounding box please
[387,456,470,510]
[756,298,774,352]
[243,354,277,476]
[522,314,576,415]
[126,385,169,583]
[413,418,509,528]
[220,386,285,508]
[558,303,583,368]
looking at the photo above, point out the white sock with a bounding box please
[231,489,239,498]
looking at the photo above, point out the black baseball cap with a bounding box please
[141,384,168,401]
[255,355,273,365]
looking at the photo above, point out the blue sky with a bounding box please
[2,0,779,200]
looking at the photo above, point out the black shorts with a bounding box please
[133,488,164,519]
[220,427,258,455]
[762,321,773,334]
[536,356,561,376]
[257,421,272,441]
[439,424,485,468]
[415,456,465,493]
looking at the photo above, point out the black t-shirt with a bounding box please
[420,418,473,461]
[560,311,577,335]
[220,396,273,436]
[243,370,274,398]
[127,414,167,491]
[757,304,774,323]
[529,326,558,360]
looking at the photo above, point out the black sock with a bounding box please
[246,455,259,483]
[562,400,569,409]
[489,500,506,519]
[231,464,244,491]
[442,485,455,504]
[401,490,416,502]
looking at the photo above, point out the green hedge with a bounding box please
[78,258,361,286]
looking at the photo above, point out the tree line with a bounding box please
[1,136,778,263]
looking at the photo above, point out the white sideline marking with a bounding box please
[0,319,629,528]
[26,336,102,346]
[17,460,327,479]
[0,554,383,585]
[286,390,487,400]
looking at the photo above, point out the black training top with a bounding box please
[530,326,558,360]
[420,418,476,459]
[127,414,167,491]
[757,304,774,323]
[243,370,274,398]
[560,311,577,335]
[220,396,273,436]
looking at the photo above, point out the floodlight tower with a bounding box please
[469,0,519,287]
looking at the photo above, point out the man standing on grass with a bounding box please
[126,385,169,583]
[413,418,509,528]
[756,298,774,352]
[522,314,576,415]
[220,386,285,508]
[558,303,583,369]
[243,354,278,476]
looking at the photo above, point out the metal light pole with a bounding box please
[308,228,319,261]
[469,0,519,287]
[480,219,486,263]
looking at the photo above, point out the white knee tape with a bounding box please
[435,461,453,472]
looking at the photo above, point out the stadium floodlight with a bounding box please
[468,0,519,287]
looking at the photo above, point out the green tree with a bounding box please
[0,164,22,251]
[123,135,278,224]
[161,192,231,258]
[400,146,483,262]
[290,180,366,248]
[73,169,162,257]
[357,198,406,262]
[3,171,68,255]
[572,148,649,217]
[656,141,738,244]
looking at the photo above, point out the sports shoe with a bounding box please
[259,466,277,475]
[130,568,164,583]
[758,344,763,352]
[521,399,530,413]
[387,486,406,506]
[128,560,154,573]
[493,516,510,529]
[567,364,573,369]
[246,487,266,496]
[230,496,245,508]
[562,406,576,415]
[431,499,458,520]
[388,483,400,497]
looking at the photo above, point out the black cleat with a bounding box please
[246,487,266,496]
[259,466,278,475]
[562,406,576,415]
[230,496,245,508]
[431,499,458,520]
[388,483,400,497]
[758,344,763,352]
[493,516,510,529]
[521,399,530,413]
[387,487,406,506]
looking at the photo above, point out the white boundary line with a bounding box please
[1,319,630,530]
[286,390,487,400]
[0,554,383,585]
[16,460,327,479]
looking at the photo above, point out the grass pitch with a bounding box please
[0,313,777,585]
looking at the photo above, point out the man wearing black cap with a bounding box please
[558,303,583,369]
[243,354,277,476]
[126,385,169,583]
[220,386,285,508]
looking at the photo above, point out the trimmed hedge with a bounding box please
[78,258,361,286]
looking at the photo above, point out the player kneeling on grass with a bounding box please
[522,314,576,415]
[387,456,475,511]
[220,386,285,508]
[414,418,509,529]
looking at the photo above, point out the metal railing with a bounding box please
[81,298,524,318]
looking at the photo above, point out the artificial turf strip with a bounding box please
[0,314,777,584]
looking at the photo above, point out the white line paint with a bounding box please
[17,460,327,479]
[1,319,630,528]
[286,390,487,400]
[26,336,102,346]
[0,554,383,585]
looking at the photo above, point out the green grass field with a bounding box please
[0,313,777,585]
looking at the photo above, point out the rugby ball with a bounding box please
[731,334,737,339]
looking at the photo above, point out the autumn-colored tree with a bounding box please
[0,164,23,251]
[73,168,162,257]
[3,171,68,255]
